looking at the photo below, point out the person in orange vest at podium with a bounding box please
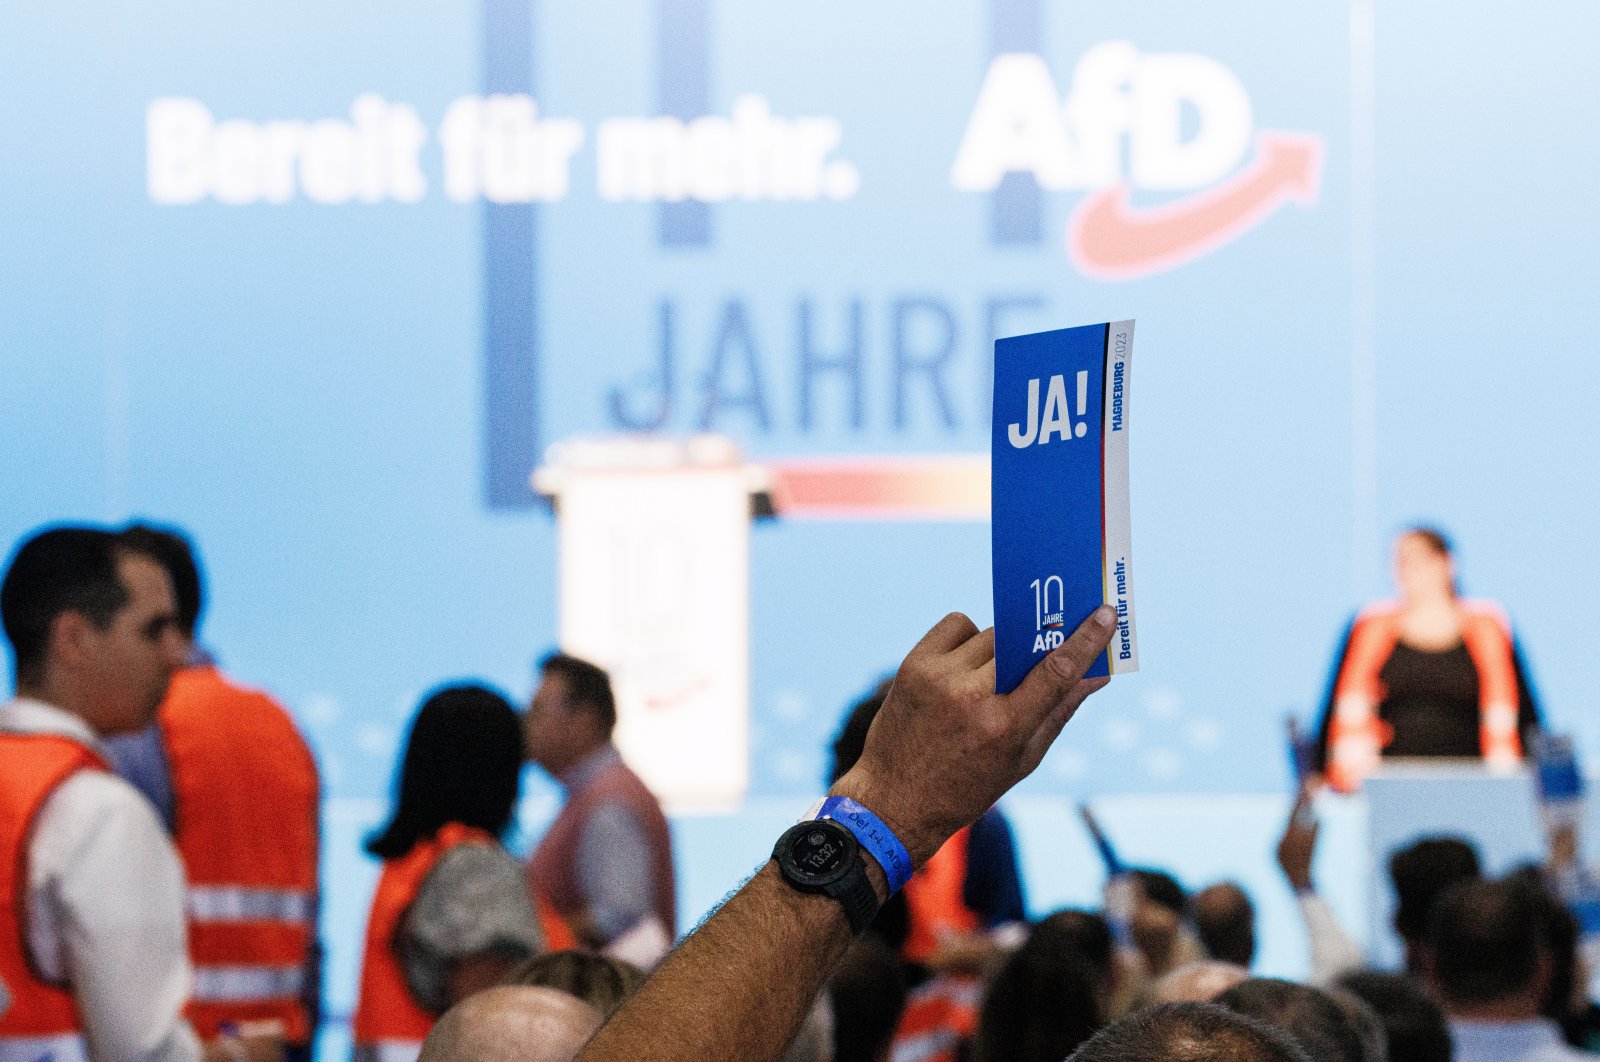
[353,685,543,1062]
[1,526,281,1062]
[1315,526,1542,793]
[104,524,322,1060]
[524,653,678,965]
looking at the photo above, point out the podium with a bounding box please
[1362,760,1547,968]
[534,435,773,813]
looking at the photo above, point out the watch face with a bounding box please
[780,820,855,886]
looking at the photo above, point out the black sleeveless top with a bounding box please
[1377,642,1481,757]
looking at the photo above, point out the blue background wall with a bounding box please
[4,0,1598,1038]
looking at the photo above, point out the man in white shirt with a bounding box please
[1427,877,1587,1062]
[0,526,280,1062]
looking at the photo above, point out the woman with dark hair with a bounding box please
[968,914,1109,1062]
[352,684,543,1062]
[1315,526,1540,792]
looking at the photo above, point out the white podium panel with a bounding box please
[1362,761,1545,968]
[537,437,761,812]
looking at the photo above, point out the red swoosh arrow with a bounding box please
[1068,131,1325,281]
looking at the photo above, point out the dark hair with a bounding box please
[1192,883,1257,968]
[1335,971,1451,1062]
[540,653,617,735]
[1071,1002,1312,1062]
[2,526,141,685]
[1426,877,1546,1008]
[1034,909,1115,981]
[971,921,1106,1062]
[1505,866,1581,1019]
[1401,526,1453,558]
[1130,868,1188,916]
[1322,989,1386,1062]
[828,934,907,1062]
[502,951,644,1019]
[1390,836,1481,942]
[367,684,524,859]
[829,686,889,784]
[120,523,204,638]
[1216,979,1367,1062]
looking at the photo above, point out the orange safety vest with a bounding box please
[902,826,980,963]
[1326,600,1524,792]
[534,891,580,953]
[0,731,106,1060]
[889,973,983,1062]
[352,824,494,1057]
[160,666,320,1043]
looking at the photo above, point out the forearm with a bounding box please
[575,862,867,1062]
[1297,892,1363,985]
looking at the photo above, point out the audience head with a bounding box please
[526,652,617,774]
[827,935,906,1062]
[1389,836,1480,949]
[1,525,186,733]
[1124,868,1194,975]
[970,916,1106,1062]
[1215,978,1367,1062]
[1070,1002,1312,1062]
[1035,909,1115,979]
[828,684,891,784]
[367,683,524,859]
[1147,962,1250,1006]
[118,523,204,640]
[1506,864,1585,1020]
[1424,876,1550,1018]
[1335,971,1451,1062]
[503,951,645,1019]
[1130,868,1187,915]
[1322,988,1387,1062]
[1192,882,1256,968]
[419,985,601,1062]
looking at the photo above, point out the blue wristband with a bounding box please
[815,796,913,895]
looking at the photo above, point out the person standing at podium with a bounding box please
[1316,526,1542,792]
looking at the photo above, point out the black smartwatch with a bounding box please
[772,818,881,934]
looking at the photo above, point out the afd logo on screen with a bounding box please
[951,44,1325,280]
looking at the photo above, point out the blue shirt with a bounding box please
[1451,1018,1589,1062]
[964,807,1027,926]
[560,745,657,942]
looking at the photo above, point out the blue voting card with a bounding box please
[991,321,1137,694]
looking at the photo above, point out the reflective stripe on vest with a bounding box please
[192,963,307,1003]
[534,889,580,952]
[160,666,319,1043]
[0,732,106,1045]
[352,824,495,1047]
[889,975,982,1062]
[188,885,314,924]
[352,1040,423,1062]
[0,1030,91,1062]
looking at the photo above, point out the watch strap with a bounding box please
[829,870,880,934]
